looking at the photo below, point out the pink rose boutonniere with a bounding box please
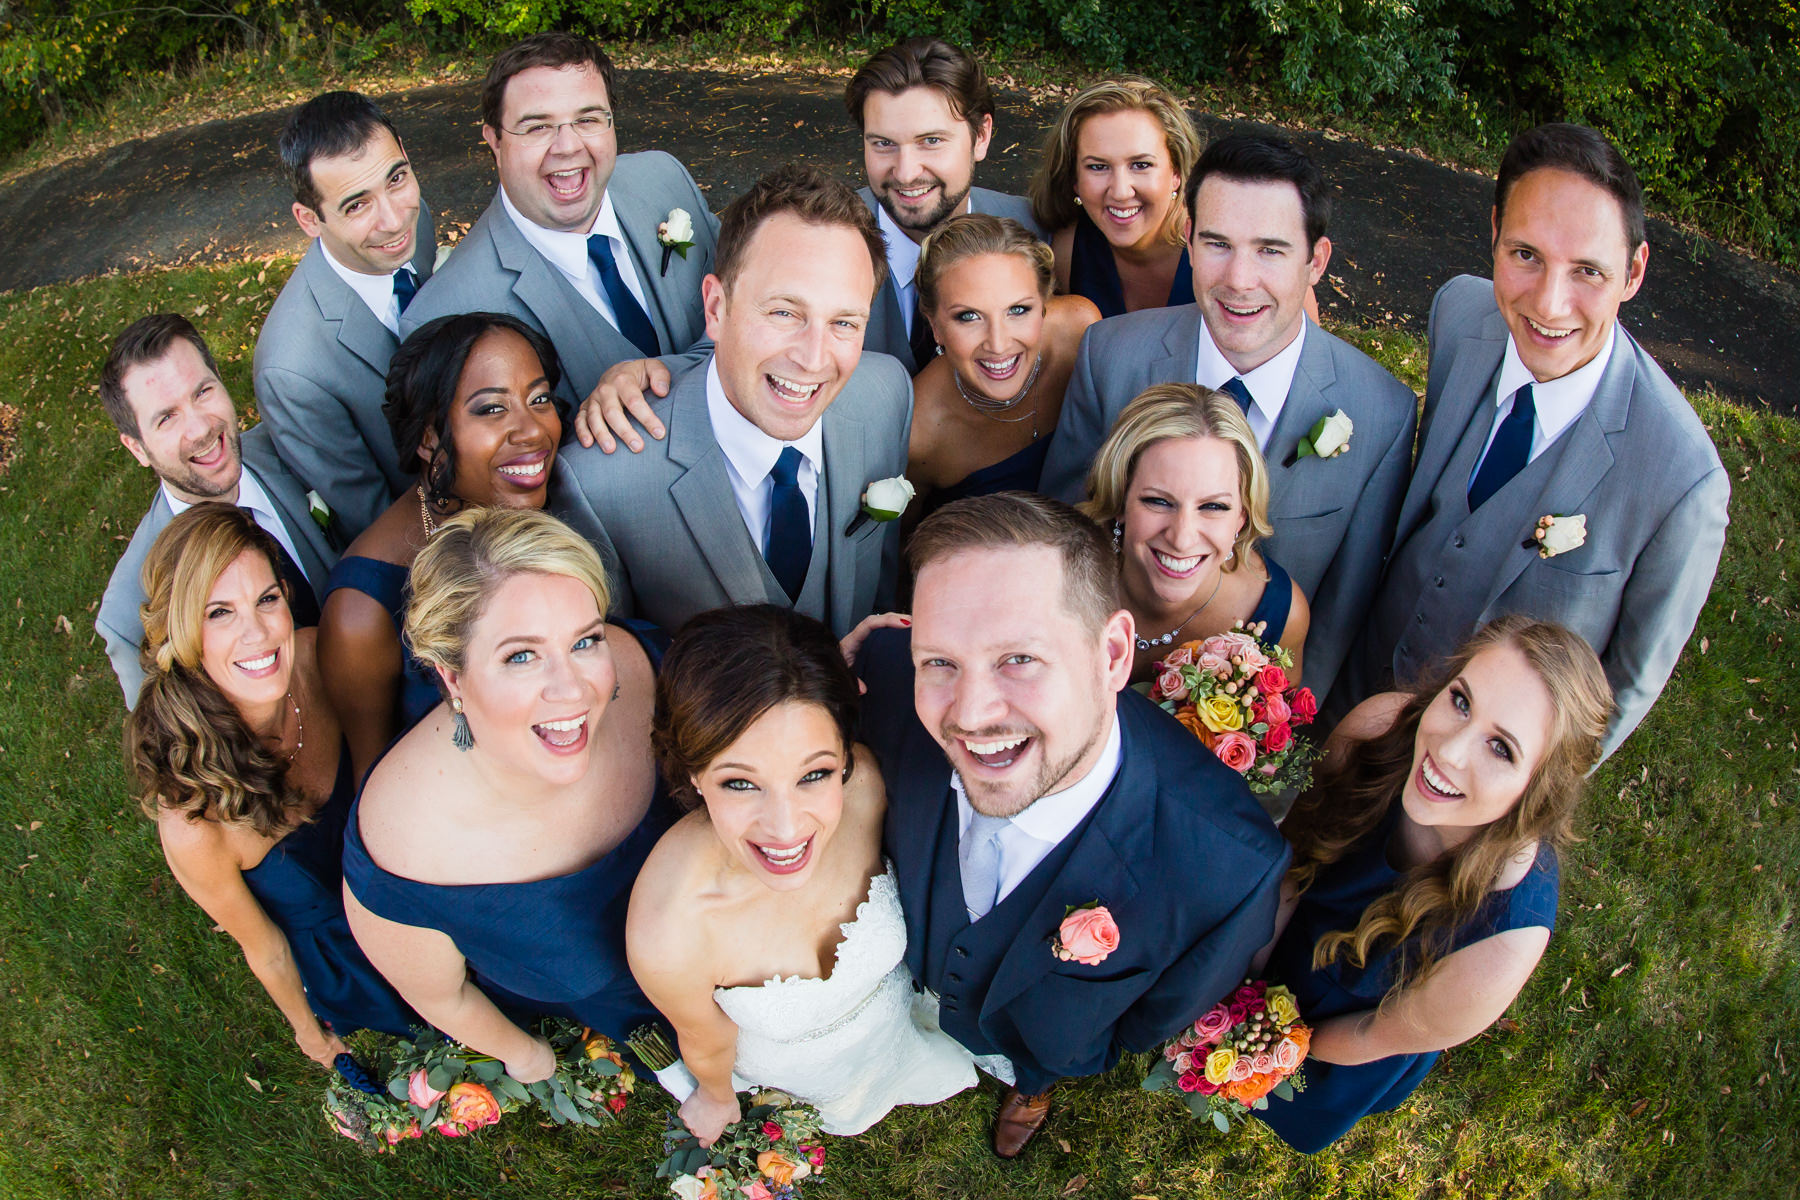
[1052,901,1121,965]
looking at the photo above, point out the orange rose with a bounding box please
[1225,1071,1281,1106]
[1174,707,1213,746]
[756,1150,810,1186]
[442,1081,502,1130]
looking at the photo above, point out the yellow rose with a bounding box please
[1198,694,1245,733]
[1265,987,1300,1027]
[1204,1047,1238,1086]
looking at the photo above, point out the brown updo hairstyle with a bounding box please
[652,605,860,812]
[915,213,1054,319]
[125,503,305,836]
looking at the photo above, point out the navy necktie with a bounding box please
[391,268,418,314]
[764,446,812,602]
[242,507,321,627]
[908,289,937,373]
[1218,375,1254,415]
[587,234,661,357]
[1468,383,1537,511]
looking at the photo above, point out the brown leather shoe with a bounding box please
[992,1086,1053,1158]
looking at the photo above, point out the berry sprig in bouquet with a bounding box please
[1143,980,1311,1132]
[1145,621,1319,795]
[657,1095,828,1200]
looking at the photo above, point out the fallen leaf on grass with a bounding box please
[1056,1138,1071,1153]
[1061,1176,1088,1196]
[245,1075,262,1093]
[1611,962,1635,978]
[1627,1098,1649,1117]
[1495,1017,1522,1034]
[53,615,72,635]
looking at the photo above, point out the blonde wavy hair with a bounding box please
[124,504,306,837]
[1028,75,1202,241]
[1282,616,1614,1000]
[405,507,612,685]
[1076,383,1271,574]
[915,213,1054,320]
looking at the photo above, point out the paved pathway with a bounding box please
[1,68,1793,410]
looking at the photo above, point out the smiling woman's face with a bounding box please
[693,700,849,891]
[199,549,295,713]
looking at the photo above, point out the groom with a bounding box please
[858,493,1289,1157]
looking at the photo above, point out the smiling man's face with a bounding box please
[483,62,617,234]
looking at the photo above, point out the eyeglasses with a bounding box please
[500,112,615,146]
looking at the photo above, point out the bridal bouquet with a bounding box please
[1143,979,1312,1132]
[320,1020,638,1150]
[1144,621,1318,795]
[657,1095,828,1199]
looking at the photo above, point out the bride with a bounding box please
[627,605,975,1142]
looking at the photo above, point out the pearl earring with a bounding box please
[1112,521,1123,553]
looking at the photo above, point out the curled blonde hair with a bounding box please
[1028,76,1202,241]
[1284,616,1615,1000]
[405,507,612,683]
[1077,383,1272,574]
[124,504,304,836]
[916,213,1053,319]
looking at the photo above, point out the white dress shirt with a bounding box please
[319,240,406,336]
[163,466,304,572]
[951,711,1124,910]
[499,186,649,329]
[1195,317,1307,450]
[876,204,926,336]
[1474,323,1618,477]
[704,359,825,553]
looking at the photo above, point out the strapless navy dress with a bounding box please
[1068,215,1195,318]
[1246,555,1294,645]
[920,439,1052,518]
[241,743,419,1036]
[321,555,440,734]
[1255,806,1559,1153]
[339,621,673,1043]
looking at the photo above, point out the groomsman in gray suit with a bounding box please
[401,32,719,408]
[254,90,436,539]
[1040,135,1417,707]
[846,37,1045,374]
[97,315,337,707]
[556,165,911,638]
[1344,124,1728,758]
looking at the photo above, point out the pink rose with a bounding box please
[1273,1037,1304,1072]
[443,1081,501,1131]
[1176,1069,1204,1093]
[1172,1050,1194,1073]
[1152,668,1189,703]
[1219,632,1269,671]
[1055,905,1121,965]
[330,1111,359,1142]
[1250,1052,1276,1075]
[407,1068,446,1109]
[434,1121,465,1138]
[1164,1041,1183,1061]
[1291,687,1318,724]
[1256,664,1290,696]
[1212,731,1258,773]
[1227,1001,1249,1023]
[1262,692,1292,725]
[741,1183,773,1200]
[1262,721,1293,754]
[1234,985,1262,1004]
[607,1093,628,1114]
[801,1143,826,1168]
[1197,1075,1222,1096]
[1160,646,1195,669]
[1228,1055,1256,1083]
[1194,1006,1233,1044]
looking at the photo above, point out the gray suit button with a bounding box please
[1453,534,1466,548]
[1434,576,1445,588]
[1416,613,1425,624]
[954,947,968,958]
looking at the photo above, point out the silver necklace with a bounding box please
[953,354,1046,439]
[1134,568,1226,651]
[280,689,304,764]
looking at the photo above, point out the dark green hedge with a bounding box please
[2,0,1795,264]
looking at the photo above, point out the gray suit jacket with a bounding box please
[554,352,913,638]
[253,204,436,539]
[1040,306,1418,705]
[402,152,719,407]
[858,185,1046,373]
[96,425,339,708]
[1347,274,1729,758]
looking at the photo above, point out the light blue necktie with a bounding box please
[960,810,1011,921]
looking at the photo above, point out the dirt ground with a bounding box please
[1,67,1792,410]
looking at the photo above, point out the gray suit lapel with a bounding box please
[300,244,398,377]
[821,401,872,635]
[859,188,915,371]
[1401,319,1506,537]
[1148,306,1202,388]
[1263,324,1339,516]
[488,198,638,393]
[665,370,771,603]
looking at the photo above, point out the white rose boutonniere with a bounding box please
[1524,513,1588,558]
[1287,409,1354,466]
[657,208,697,275]
[306,490,332,533]
[844,475,915,536]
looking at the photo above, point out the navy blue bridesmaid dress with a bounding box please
[1255,805,1559,1152]
[321,555,440,735]
[1067,215,1195,318]
[241,742,419,1036]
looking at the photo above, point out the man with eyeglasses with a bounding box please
[402,32,719,407]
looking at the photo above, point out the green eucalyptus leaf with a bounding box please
[1212,1110,1232,1133]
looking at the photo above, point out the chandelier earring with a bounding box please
[450,696,475,752]
[1112,521,1123,554]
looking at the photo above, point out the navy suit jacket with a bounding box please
[859,628,1290,1095]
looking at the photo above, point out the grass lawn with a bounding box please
[0,261,1794,1199]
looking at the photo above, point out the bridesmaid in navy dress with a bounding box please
[905,214,1099,525]
[317,313,569,782]
[343,507,669,1085]
[125,505,416,1070]
[1028,77,1202,318]
[1254,616,1613,1152]
[1077,384,1311,685]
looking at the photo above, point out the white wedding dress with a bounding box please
[707,867,977,1135]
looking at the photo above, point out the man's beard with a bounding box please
[157,423,241,499]
[949,718,1104,819]
[877,176,973,236]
